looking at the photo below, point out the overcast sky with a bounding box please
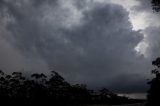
[0,0,160,93]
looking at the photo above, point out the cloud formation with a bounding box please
[131,0,160,59]
[0,0,157,92]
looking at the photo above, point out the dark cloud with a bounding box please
[109,73,148,93]
[0,0,151,92]
[143,26,160,59]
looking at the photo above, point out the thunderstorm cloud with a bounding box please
[0,0,159,93]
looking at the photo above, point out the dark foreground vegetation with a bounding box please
[146,57,160,106]
[145,1,160,105]
[151,0,160,12]
[0,70,144,105]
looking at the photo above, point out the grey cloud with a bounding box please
[108,73,148,93]
[0,0,49,73]
[134,0,152,11]
[133,0,160,59]
[144,26,160,59]
[0,34,49,74]
[0,0,150,92]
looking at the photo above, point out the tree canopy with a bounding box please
[0,70,143,105]
[152,0,160,12]
[146,57,160,106]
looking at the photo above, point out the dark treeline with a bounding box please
[146,57,160,106]
[145,1,160,106]
[151,0,160,12]
[0,70,144,105]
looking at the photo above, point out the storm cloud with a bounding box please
[0,0,158,93]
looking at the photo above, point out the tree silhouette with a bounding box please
[151,0,160,12]
[31,73,47,84]
[0,70,4,75]
[146,57,160,106]
[0,69,142,105]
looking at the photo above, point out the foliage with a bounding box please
[146,57,160,106]
[0,70,143,105]
[151,0,160,12]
